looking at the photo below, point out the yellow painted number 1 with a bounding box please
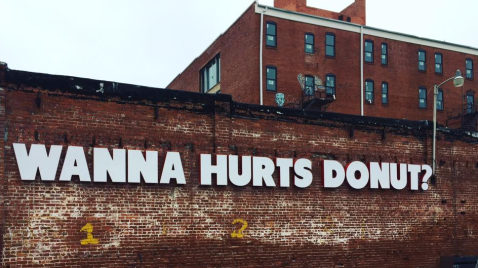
[80,223,99,245]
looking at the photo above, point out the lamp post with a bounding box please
[432,69,464,175]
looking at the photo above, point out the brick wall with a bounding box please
[1,68,478,267]
[167,4,477,129]
[261,16,478,127]
[167,4,261,105]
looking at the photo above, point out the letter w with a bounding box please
[13,143,62,181]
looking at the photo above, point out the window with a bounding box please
[381,43,388,65]
[466,91,475,113]
[437,89,444,111]
[365,79,374,103]
[418,50,426,71]
[365,40,373,63]
[200,54,220,93]
[325,74,336,95]
[435,53,443,74]
[382,82,388,104]
[305,75,315,96]
[266,21,277,47]
[466,59,474,79]
[325,33,335,57]
[419,87,427,108]
[305,33,314,54]
[266,66,277,91]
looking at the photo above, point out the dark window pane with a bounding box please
[365,81,374,102]
[365,52,372,62]
[437,90,443,110]
[267,80,276,91]
[419,89,426,98]
[382,83,388,104]
[267,68,276,79]
[365,41,373,63]
[365,41,373,52]
[305,34,314,53]
[305,76,314,86]
[305,76,314,96]
[419,51,426,61]
[266,67,277,91]
[466,59,473,69]
[419,88,427,108]
[326,46,335,57]
[326,75,335,95]
[266,22,277,47]
[466,59,473,79]
[435,53,443,74]
[326,34,334,46]
[266,36,276,46]
[325,33,335,57]
[381,43,388,65]
[266,23,276,35]
[200,55,221,93]
[466,94,474,113]
[305,34,314,44]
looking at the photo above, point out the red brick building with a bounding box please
[167,0,478,131]
[1,59,478,267]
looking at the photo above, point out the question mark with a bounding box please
[421,165,432,191]
[231,219,248,238]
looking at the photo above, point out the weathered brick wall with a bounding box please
[1,69,478,268]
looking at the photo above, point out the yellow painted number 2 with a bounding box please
[80,223,99,245]
[231,218,248,239]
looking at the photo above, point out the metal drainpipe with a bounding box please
[259,6,267,105]
[360,26,364,116]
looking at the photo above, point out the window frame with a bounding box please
[325,73,336,96]
[419,87,427,109]
[365,79,374,103]
[266,65,277,92]
[418,50,427,72]
[381,82,389,105]
[325,32,336,58]
[466,91,475,113]
[199,54,221,93]
[435,52,443,75]
[304,75,315,96]
[304,32,315,54]
[364,40,374,63]
[466,58,474,80]
[437,88,444,111]
[266,21,277,48]
[381,43,388,66]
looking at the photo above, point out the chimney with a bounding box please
[274,0,366,26]
[340,0,366,25]
[274,0,307,12]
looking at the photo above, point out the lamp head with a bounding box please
[453,69,465,87]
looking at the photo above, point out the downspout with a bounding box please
[360,25,364,116]
[259,5,267,105]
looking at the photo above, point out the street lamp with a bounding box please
[432,69,464,174]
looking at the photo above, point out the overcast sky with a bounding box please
[1,0,477,88]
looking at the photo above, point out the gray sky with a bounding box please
[1,0,477,88]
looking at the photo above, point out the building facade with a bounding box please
[1,62,478,268]
[167,0,478,131]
